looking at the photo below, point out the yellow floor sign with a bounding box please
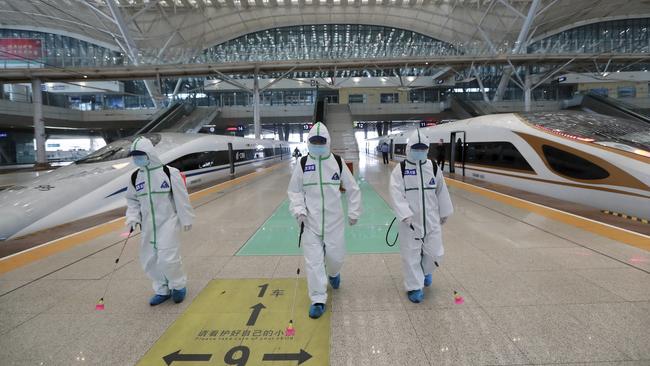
[137,278,330,366]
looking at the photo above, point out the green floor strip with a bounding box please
[237,179,399,255]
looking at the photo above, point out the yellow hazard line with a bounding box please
[446,178,650,251]
[602,210,649,224]
[0,162,287,274]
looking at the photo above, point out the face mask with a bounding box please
[309,143,328,157]
[409,150,428,162]
[133,155,149,167]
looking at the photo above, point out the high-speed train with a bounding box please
[0,133,290,240]
[374,111,650,219]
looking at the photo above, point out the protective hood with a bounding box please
[130,136,163,167]
[406,129,430,153]
[307,122,331,156]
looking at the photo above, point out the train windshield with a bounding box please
[75,134,162,164]
[521,112,650,152]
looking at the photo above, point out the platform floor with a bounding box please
[1,154,649,366]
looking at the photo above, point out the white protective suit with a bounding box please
[287,123,362,304]
[389,129,453,291]
[125,136,195,295]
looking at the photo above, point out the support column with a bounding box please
[253,76,261,139]
[284,124,291,142]
[383,122,389,136]
[172,78,183,99]
[364,123,368,139]
[524,71,532,112]
[493,0,541,102]
[376,122,383,136]
[31,79,47,168]
[473,67,490,103]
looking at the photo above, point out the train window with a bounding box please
[168,151,218,172]
[542,145,609,180]
[76,134,162,164]
[465,141,533,171]
[394,144,407,155]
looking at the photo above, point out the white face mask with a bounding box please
[308,143,329,157]
[409,149,428,162]
[133,155,149,167]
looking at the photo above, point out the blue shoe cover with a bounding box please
[149,293,171,306]
[309,303,326,319]
[424,273,433,287]
[407,289,424,303]
[172,288,187,304]
[328,274,341,289]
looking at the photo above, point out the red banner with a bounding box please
[0,38,43,61]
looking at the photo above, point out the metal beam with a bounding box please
[79,1,118,24]
[260,66,297,91]
[531,58,574,90]
[126,0,162,24]
[497,0,525,18]
[1,54,647,83]
[512,0,541,54]
[105,0,161,108]
[212,70,252,91]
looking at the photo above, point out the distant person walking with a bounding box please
[436,139,445,171]
[381,142,390,164]
[293,147,302,160]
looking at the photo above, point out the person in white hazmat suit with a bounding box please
[287,122,362,319]
[125,136,195,306]
[389,129,453,303]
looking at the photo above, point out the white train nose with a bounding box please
[0,203,31,240]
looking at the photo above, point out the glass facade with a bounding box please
[0,29,125,67]
[196,24,459,63]
[529,18,650,54]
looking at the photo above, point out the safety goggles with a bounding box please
[308,136,327,145]
[128,150,147,157]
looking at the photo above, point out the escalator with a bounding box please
[159,107,220,133]
[135,101,221,135]
[135,101,188,135]
[313,89,338,123]
[580,93,650,124]
[450,96,482,118]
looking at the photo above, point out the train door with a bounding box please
[449,131,466,176]
[228,143,235,176]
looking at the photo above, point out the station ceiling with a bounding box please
[1,0,647,64]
